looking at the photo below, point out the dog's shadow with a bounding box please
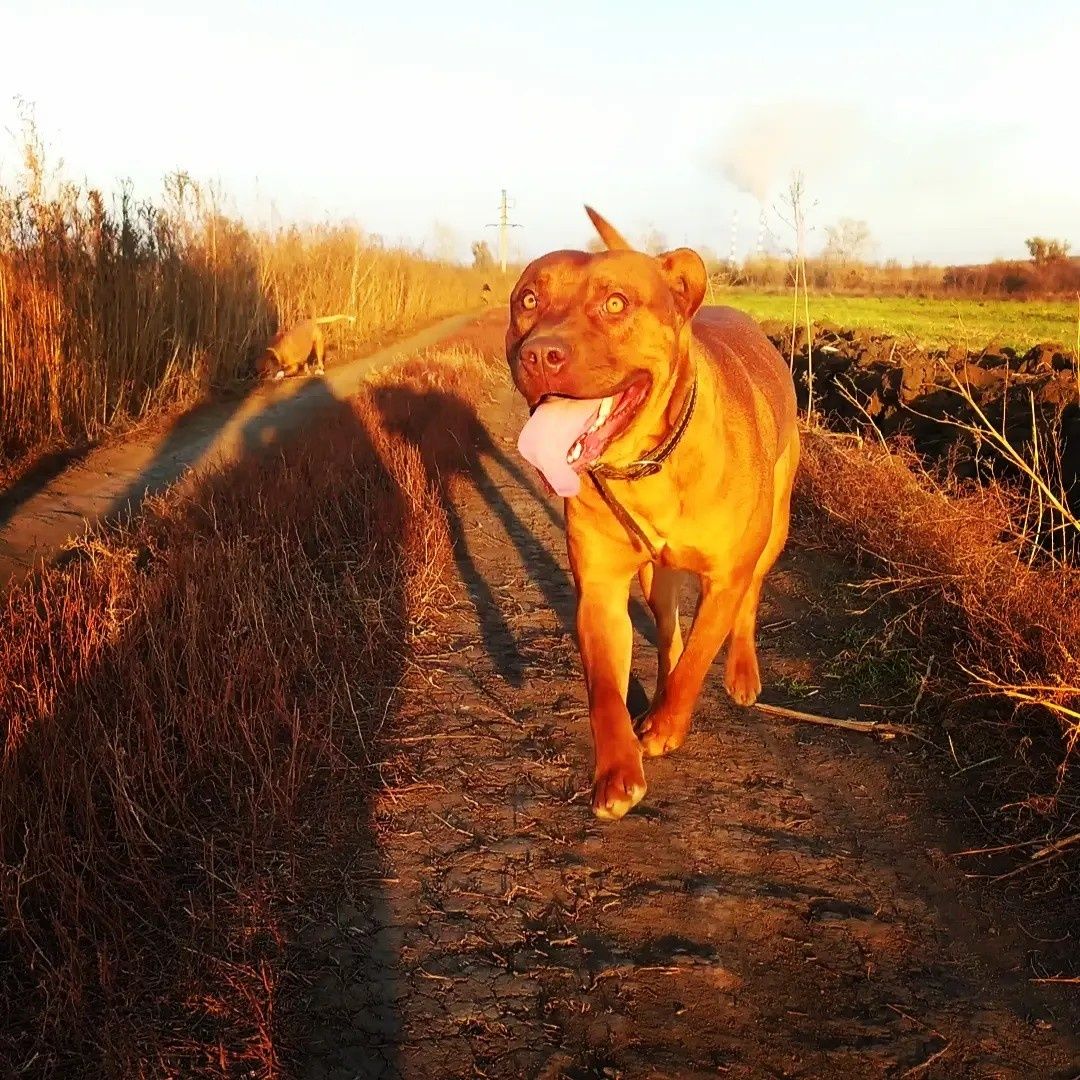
[370,383,657,710]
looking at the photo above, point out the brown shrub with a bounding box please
[718,254,1080,298]
[797,429,1080,837]
[717,256,948,296]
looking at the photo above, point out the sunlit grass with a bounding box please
[716,288,1077,352]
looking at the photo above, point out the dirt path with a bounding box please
[294,372,1080,1078]
[0,312,478,587]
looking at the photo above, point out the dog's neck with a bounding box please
[602,347,697,474]
[582,349,698,561]
[659,359,697,440]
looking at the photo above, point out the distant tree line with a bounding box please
[708,223,1078,298]
[470,223,1077,299]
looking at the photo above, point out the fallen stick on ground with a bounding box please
[1031,830,1080,862]
[989,828,1080,883]
[901,1041,952,1078]
[753,701,917,739]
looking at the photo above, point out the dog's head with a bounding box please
[254,349,286,381]
[506,207,706,488]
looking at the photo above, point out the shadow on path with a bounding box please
[372,382,656,711]
[0,375,406,1077]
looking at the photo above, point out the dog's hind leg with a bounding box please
[722,577,768,707]
[638,562,683,697]
[310,325,326,374]
[724,432,800,706]
[639,435,799,755]
[638,572,746,757]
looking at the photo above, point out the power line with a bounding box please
[486,189,522,274]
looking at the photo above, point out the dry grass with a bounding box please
[797,427,1080,847]
[0,339,500,1075]
[0,121,495,475]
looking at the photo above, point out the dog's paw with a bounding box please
[637,705,690,758]
[724,645,761,707]
[592,750,647,821]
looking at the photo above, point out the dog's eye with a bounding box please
[605,293,628,315]
[520,290,538,311]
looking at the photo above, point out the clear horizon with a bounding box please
[2,0,1077,266]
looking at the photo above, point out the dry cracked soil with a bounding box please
[286,340,1080,1079]
[4,314,1079,1078]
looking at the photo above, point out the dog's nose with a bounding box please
[520,336,568,373]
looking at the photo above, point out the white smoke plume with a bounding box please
[715,101,867,203]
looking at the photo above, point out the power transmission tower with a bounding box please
[486,189,522,274]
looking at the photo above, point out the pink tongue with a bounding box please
[517,396,603,497]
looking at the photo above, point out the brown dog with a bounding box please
[506,207,799,820]
[255,315,355,380]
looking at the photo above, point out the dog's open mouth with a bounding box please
[517,374,651,498]
[560,378,650,468]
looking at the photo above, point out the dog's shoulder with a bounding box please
[692,306,797,443]
[692,306,779,368]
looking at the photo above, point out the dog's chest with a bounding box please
[656,533,717,575]
[614,485,717,573]
[616,465,767,575]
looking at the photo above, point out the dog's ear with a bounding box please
[584,205,633,251]
[656,248,707,321]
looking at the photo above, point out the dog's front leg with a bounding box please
[638,572,745,758]
[575,577,646,820]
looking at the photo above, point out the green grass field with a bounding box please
[715,289,1079,353]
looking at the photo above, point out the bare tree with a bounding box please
[1025,236,1072,265]
[471,240,495,271]
[695,243,720,269]
[429,220,460,263]
[823,218,874,265]
[774,173,817,420]
[641,226,668,255]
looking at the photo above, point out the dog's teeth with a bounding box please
[587,397,614,434]
[567,443,583,464]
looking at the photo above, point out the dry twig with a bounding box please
[754,701,916,739]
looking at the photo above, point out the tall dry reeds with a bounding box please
[0,122,493,471]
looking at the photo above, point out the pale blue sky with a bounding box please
[2,0,1077,264]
